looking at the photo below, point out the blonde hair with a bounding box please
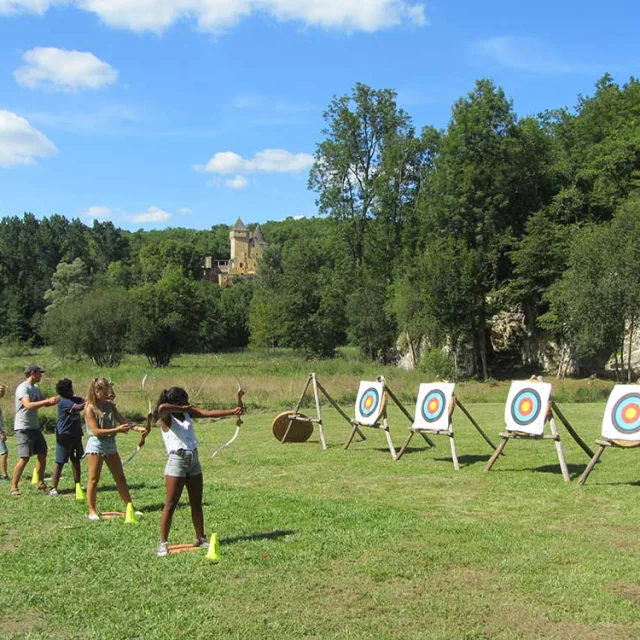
[85,378,113,417]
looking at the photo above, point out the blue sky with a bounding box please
[0,0,637,230]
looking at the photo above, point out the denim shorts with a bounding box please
[0,437,7,456]
[55,435,84,464]
[164,448,202,478]
[16,430,48,458]
[85,435,118,457]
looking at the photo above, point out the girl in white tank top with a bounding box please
[154,386,242,557]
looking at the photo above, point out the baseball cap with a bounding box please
[24,364,45,375]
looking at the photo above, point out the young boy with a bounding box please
[0,384,9,480]
[50,378,85,497]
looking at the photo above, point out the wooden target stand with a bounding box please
[396,393,498,470]
[578,439,640,485]
[485,400,595,483]
[274,373,366,451]
[344,376,414,461]
[578,385,640,486]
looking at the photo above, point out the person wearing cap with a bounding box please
[10,364,59,496]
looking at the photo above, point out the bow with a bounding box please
[123,375,153,467]
[211,376,244,459]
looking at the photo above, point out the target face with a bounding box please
[413,383,455,431]
[602,385,640,441]
[505,381,551,435]
[355,381,384,426]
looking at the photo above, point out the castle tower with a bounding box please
[229,218,250,274]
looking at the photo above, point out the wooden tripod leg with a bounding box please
[283,376,312,444]
[396,431,414,460]
[449,433,460,471]
[311,375,327,451]
[344,423,360,450]
[384,423,397,461]
[316,378,366,441]
[578,444,606,486]
[549,418,570,483]
[485,437,509,472]
[419,432,436,447]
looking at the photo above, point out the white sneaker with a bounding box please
[157,541,168,557]
[49,488,58,497]
[88,513,100,521]
[134,510,143,517]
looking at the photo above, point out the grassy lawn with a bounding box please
[1,351,639,638]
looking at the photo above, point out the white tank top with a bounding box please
[161,413,199,453]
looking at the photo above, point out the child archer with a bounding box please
[154,386,242,557]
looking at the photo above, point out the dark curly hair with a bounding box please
[152,386,189,423]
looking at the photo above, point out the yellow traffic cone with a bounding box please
[31,468,39,485]
[75,483,86,501]
[206,533,220,562]
[124,502,138,524]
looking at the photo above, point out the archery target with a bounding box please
[413,383,455,431]
[505,380,552,435]
[602,385,640,441]
[355,381,385,426]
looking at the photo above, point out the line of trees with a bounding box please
[1,74,638,375]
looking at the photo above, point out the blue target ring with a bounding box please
[612,393,640,434]
[510,388,542,426]
[359,388,380,419]
[421,390,446,423]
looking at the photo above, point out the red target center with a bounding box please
[622,403,640,423]
[428,399,439,413]
[364,395,374,410]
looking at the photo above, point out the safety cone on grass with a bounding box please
[206,533,220,562]
[31,469,39,485]
[124,502,138,524]
[75,483,86,501]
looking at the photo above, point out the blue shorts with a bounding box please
[0,438,7,456]
[55,435,84,464]
[164,449,202,478]
[85,435,118,457]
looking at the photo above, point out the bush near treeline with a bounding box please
[1,74,638,375]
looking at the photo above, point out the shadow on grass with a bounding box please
[100,482,163,492]
[524,463,587,479]
[591,480,640,487]
[221,530,295,546]
[433,454,493,467]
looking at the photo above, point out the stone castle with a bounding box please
[201,218,268,287]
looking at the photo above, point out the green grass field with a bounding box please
[1,351,639,638]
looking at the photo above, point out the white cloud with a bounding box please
[14,47,117,92]
[177,207,192,215]
[130,205,172,224]
[0,0,426,33]
[83,205,113,219]
[472,36,601,75]
[0,109,57,167]
[225,175,249,190]
[196,148,313,175]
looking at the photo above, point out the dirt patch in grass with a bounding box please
[0,526,19,552]
[0,612,46,636]
[609,582,640,606]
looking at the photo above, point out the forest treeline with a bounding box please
[1,74,639,377]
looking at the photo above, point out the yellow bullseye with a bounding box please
[428,400,439,413]
[623,405,639,422]
[520,400,533,415]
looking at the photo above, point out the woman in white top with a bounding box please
[154,386,241,557]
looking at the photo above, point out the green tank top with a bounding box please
[85,402,116,439]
